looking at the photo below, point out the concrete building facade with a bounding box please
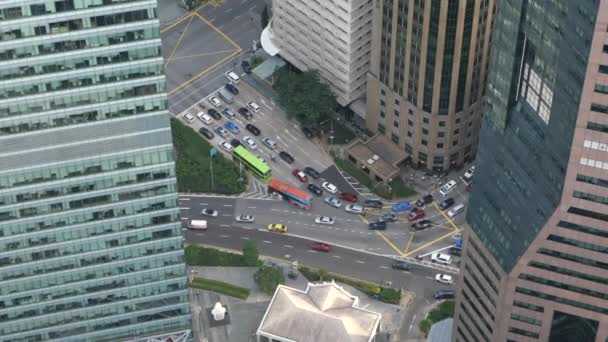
[0,1,191,341]
[269,0,373,106]
[366,0,495,171]
[454,0,608,341]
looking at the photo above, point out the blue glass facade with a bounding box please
[0,1,191,341]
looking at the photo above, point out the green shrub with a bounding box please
[184,244,262,267]
[298,266,321,281]
[254,266,285,295]
[190,277,250,300]
[419,301,455,336]
[242,240,260,267]
[380,288,401,304]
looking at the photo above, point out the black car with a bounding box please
[207,108,221,120]
[368,221,387,230]
[198,127,214,140]
[411,219,432,230]
[364,199,383,208]
[241,60,252,74]
[238,107,252,120]
[279,151,294,164]
[378,213,397,223]
[391,259,411,271]
[230,138,241,147]
[416,194,434,207]
[302,126,314,138]
[449,246,462,257]
[439,198,455,210]
[225,83,239,95]
[303,166,320,179]
[246,124,261,136]
[307,183,323,196]
[433,289,455,300]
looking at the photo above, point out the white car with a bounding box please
[324,196,342,208]
[235,214,255,223]
[183,113,194,122]
[201,208,218,217]
[321,181,338,194]
[435,273,454,285]
[315,216,335,225]
[345,204,364,214]
[209,96,222,107]
[431,253,453,265]
[439,180,457,196]
[464,165,475,180]
[248,101,260,112]
[218,140,233,152]
[263,137,277,149]
[243,136,258,150]
[197,112,213,125]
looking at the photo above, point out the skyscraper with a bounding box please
[366,0,495,171]
[0,1,191,341]
[454,0,608,341]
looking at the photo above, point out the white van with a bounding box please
[188,220,207,230]
[447,204,465,218]
[439,180,457,196]
[247,101,260,112]
[225,71,240,84]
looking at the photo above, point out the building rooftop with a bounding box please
[257,282,382,342]
[427,318,453,342]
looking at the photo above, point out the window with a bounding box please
[573,190,608,205]
[558,220,608,238]
[437,143,444,148]
[594,84,608,94]
[438,132,445,138]
[421,139,428,146]
[380,110,386,118]
[511,313,542,326]
[391,133,399,144]
[393,120,399,127]
[508,327,539,338]
[568,206,608,222]
[422,128,429,135]
[599,65,608,74]
[407,131,412,137]
[548,234,608,254]
[513,300,544,313]
[377,123,386,134]
[591,103,608,114]
[423,117,430,124]
[439,121,446,127]
[529,260,608,285]
[516,286,608,315]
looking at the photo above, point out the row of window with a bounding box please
[579,157,608,170]
[528,260,608,286]
[537,247,608,271]
[567,206,608,223]
[458,301,489,342]
[462,270,495,325]
[583,139,608,152]
[557,220,608,239]
[510,313,542,326]
[516,286,608,315]
[0,1,144,21]
[512,300,544,313]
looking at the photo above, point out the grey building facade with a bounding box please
[454,0,608,340]
[0,1,191,341]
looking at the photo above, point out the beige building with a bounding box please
[366,0,495,171]
[267,0,373,106]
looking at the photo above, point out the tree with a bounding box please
[242,240,259,266]
[254,266,285,295]
[260,5,270,29]
[419,301,455,336]
[273,68,337,127]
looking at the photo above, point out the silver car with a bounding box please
[263,137,277,149]
[345,204,363,214]
[315,216,335,225]
[235,214,255,223]
[324,196,342,208]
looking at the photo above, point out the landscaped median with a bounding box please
[189,277,251,300]
[298,266,401,304]
[185,242,262,267]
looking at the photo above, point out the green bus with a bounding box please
[233,146,272,183]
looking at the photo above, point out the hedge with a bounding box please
[185,245,262,267]
[419,300,455,336]
[190,277,250,300]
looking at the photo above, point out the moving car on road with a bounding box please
[218,140,233,152]
[263,137,277,149]
[267,224,287,233]
[392,201,413,212]
[435,274,454,285]
[411,219,432,230]
[464,165,475,181]
[368,221,387,230]
[224,121,240,134]
[208,108,222,120]
[433,289,455,300]
[310,242,331,252]
[391,259,411,271]
[197,112,213,125]
[431,253,452,265]
[246,124,261,136]
[303,167,320,179]
[324,196,342,208]
[242,136,258,150]
[339,192,358,203]
[315,216,335,225]
[439,198,455,210]
[307,184,323,196]
[201,208,218,217]
[407,208,425,221]
[415,194,433,207]
[235,214,255,223]
[241,60,252,74]
[321,181,338,194]
[292,169,308,183]
[279,151,294,164]
[215,126,229,138]
[363,199,383,208]
[188,220,207,231]
[198,127,214,140]
[378,213,397,223]
[345,204,363,214]
[209,96,222,107]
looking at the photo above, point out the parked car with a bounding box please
[246,124,261,136]
[310,242,331,252]
[433,289,455,300]
[315,216,335,225]
[218,140,233,152]
[447,204,465,218]
[230,138,241,147]
[292,169,308,183]
[209,96,222,107]
[407,208,425,221]
[279,151,294,164]
[431,253,452,265]
[439,198,455,210]
[321,182,338,194]
[235,214,255,223]
[225,83,239,95]
[215,126,229,138]
[324,196,342,208]
[435,273,454,285]
[222,108,235,119]
[197,112,213,125]
[238,107,252,120]
[241,60,252,74]
[224,121,240,134]
[378,213,397,223]
[339,192,358,203]
[411,219,432,230]
[247,101,260,112]
[302,126,314,138]
[198,127,214,139]
[208,108,221,120]
[242,136,257,150]
[368,221,387,230]
[464,165,475,181]
[183,113,194,122]
[392,201,413,212]
[448,246,462,257]
[307,183,323,196]
[364,199,383,208]
[201,208,218,217]
[391,259,411,271]
[303,166,320,179]
[416,194,434,207]
[263,137,277,149]
[345,204,364,214]
[439,180,457,196]
[267,223,287,233]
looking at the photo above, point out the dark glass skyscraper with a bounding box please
[454,0,608,341]
[0,1,191,341]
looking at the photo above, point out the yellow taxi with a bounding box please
[267,224,287,233]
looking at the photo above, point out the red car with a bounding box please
[310,242,332,252]
[339,192,358,203]
[408,208,425,221]
[292,169,308,183]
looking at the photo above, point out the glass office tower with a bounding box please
[0,1,191,341]
[454,0,608,341]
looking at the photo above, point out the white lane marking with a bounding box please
[356,260,365,264]
[181,228,188,230]
[220,235,230,238]
[408,314,417,333]
[223,204,233,207]
[248,206,257,209]
[225,8,233,13]
[222,214,231,217]
[196,233,205,236]
[178,207,190,210]
[332,255,342,258]
[380,266,389,269]
[180,198,191,201]
[426,276,434,280]
[220,224,230,227]
[181,217,189,220]
[200,203,208,206]
[263,240,272,244]
[307,250,318,253]
[241,237,250,240]
[283,245,294,248]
